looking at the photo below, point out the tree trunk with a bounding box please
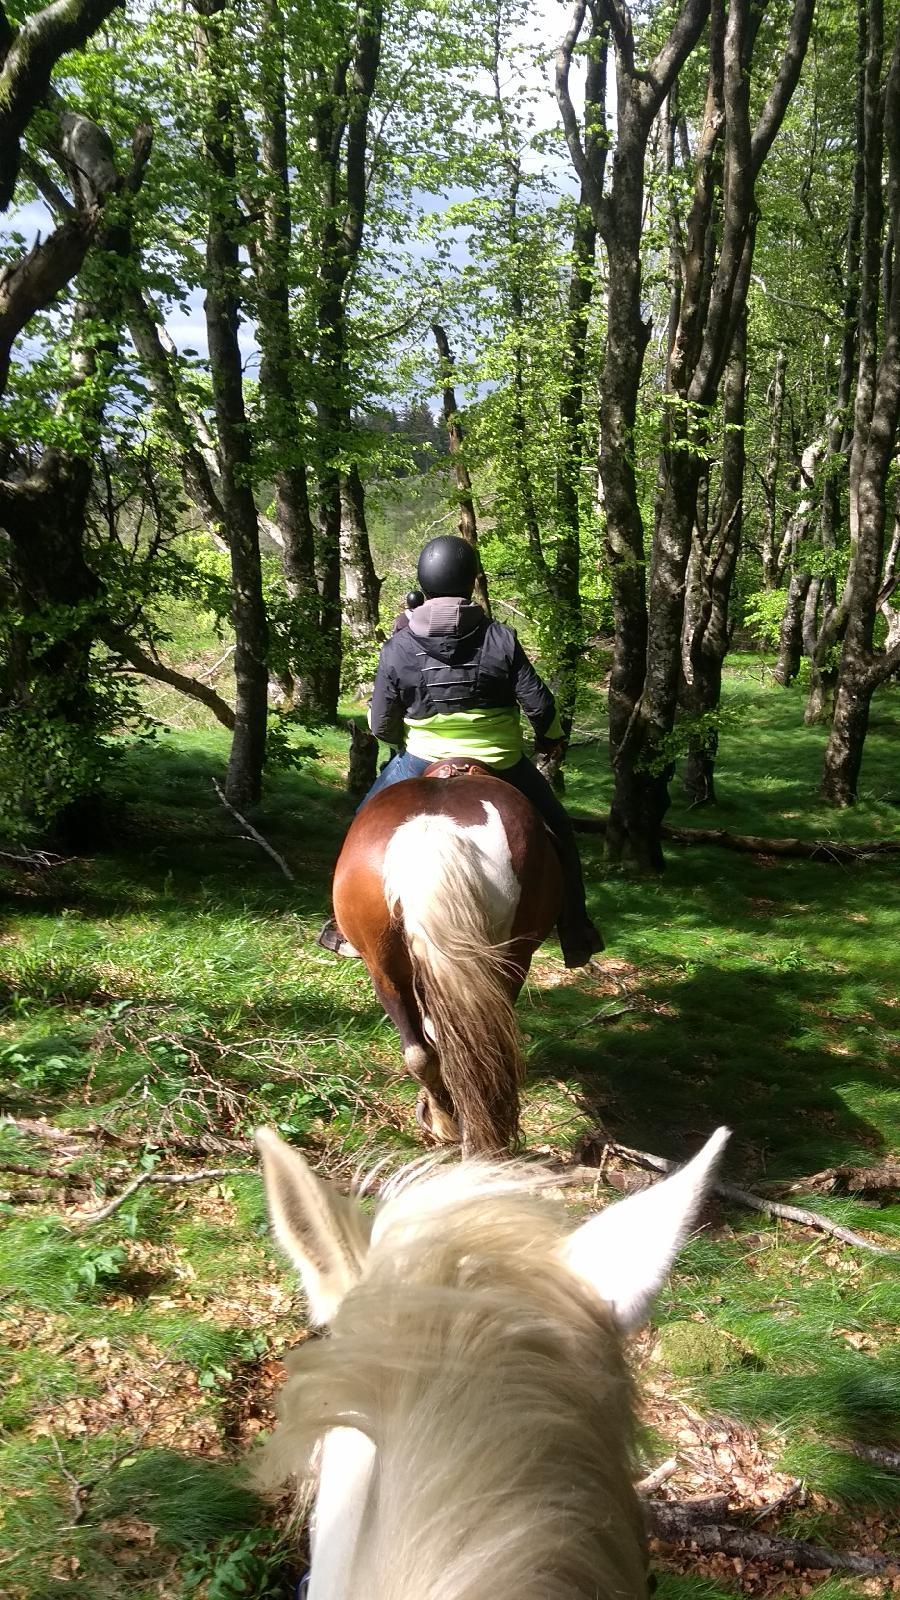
[682,310,747,805]
[431,322,491,616]
[761,349,787,589]
[822,6,900,802]
[198,2,268,807]
[772,436,822,685]
[307,0,384,718]
[564,0,813,867]
[339,464,382,645]
[253,0,322,710]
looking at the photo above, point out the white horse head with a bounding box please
[255,1127,728,1600]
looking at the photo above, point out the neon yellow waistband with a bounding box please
[404,708,524,768]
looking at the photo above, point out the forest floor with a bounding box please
[1,657,898,1600]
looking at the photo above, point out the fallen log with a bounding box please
[647,1501,896,1575]
[571,814,900,864]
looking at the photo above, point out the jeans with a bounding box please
[358,752,594,942]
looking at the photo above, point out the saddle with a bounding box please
[423,757,498,781]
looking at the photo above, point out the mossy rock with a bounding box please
[656,1320,756,1376]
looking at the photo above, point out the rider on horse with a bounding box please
[320,535,603,969]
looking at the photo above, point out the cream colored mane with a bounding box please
[255,1130,729,1600]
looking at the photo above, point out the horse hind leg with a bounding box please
[370,972,460,1146]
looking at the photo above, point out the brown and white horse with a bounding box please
[330,765,562,1154]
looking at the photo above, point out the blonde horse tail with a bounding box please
[382,811,524,1153]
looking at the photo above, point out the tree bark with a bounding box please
[773,437,823,685]
[431,322,491,616]
[339,464,382,645]
[822,7,900,803]
[681,310,747,804]
[0,0,124,210]
[761,349,787,589]
[308,0,384,717]
[583,0,813,865]
[196,1,268,807]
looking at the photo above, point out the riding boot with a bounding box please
[552,835,604,969]
[317,917,360,958]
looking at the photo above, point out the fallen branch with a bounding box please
[571,813,900,863]
[0,848,72,870]
[647,1500,896,1575]
[849,1443,900,1473]
[2,1113,251,1159]
[196,643,235,681]
[70,1165,252,1229]
[636,1457,678,1496]
[212,780,295,882]
[778,1163,900,1198]
[569,1140,898,1255]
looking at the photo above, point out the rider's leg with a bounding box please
[496,757,603,968]
[318,751,431,954]
[354,750,430,813]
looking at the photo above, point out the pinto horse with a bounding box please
[255,1125,729,1600]
[330,762,562,1154]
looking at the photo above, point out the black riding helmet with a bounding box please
[405,588,425,610]
[416,535,478,599]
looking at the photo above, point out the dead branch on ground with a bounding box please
[212,779,295,881]
[70,1165,253,1229]
[647,1499,896,1575]
[568,1139,898,1255]
[571,814,900,863]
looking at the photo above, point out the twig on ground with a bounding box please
[0,849,73,870]
[212,779,295,882]
[48,1432,87,1526]
[0,1161,70,1180]
[570,813,900,863]
[747,1478,804,1523]
[70,1165,253,1229]
[636,1457,678,1496]
[647,1500,896,1574]
[849,1443,900,1473]
[568,1139,898,1255]
[552,1003,646,1041]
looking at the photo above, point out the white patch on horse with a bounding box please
[462,800,520,939]
[309,1426,377,1600]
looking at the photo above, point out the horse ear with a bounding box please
[559,1128,729,1333]
[256,1128,372,1325]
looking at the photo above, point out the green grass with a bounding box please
[1,662,898,1598]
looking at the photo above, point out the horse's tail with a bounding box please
[382,811,524,1153]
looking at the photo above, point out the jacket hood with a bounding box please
[408,597,487,662]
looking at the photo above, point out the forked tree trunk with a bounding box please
[198,1,268,806]
[822,7,900,803]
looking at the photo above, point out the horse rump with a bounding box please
[382,810,524,1153]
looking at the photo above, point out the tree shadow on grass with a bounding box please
[527,954,892,1183]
